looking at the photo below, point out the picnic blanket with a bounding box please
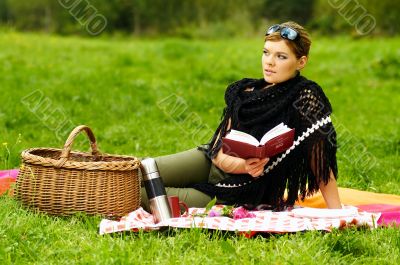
[99,205,380,235]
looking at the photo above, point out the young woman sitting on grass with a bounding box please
[141,21,342,211]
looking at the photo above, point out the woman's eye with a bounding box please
[263,50,268,55]
[278,55,287,59]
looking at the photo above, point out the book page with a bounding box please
[260,123,292,145]
[225,130,260,146]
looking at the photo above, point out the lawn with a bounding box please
[0,31,399,264]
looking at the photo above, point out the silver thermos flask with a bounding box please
[140,158,172,223]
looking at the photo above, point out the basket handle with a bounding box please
[55,125,101,168]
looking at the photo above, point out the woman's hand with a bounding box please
[244,157,269,178]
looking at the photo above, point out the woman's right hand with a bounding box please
[244,157,269,178]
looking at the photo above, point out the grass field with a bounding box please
[0,31,399,264]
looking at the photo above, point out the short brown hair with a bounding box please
[264,21,311,58]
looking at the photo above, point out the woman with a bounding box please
[141,21,342,211]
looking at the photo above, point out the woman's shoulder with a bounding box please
[293,77,333,117]
[296,77,330,101]
[297,76,322,92]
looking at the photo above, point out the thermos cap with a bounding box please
[140,158,158,175]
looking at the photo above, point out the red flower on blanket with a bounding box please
[232,207,256,220]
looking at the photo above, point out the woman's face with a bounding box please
[262,40,307,84]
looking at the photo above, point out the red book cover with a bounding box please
[222,124,295,159]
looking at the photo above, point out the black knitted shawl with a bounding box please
[195,73,338,210]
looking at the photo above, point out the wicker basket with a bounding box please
[15,125,141,217]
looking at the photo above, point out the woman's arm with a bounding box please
[212,148,247,174]
[319,170,342,208]
[212,148,269,177]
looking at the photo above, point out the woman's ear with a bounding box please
[297,56,308,70]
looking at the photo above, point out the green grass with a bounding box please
[0,31,399,264]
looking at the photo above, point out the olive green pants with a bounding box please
[140,148,214,211]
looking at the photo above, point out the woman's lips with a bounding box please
[264,69,276,76]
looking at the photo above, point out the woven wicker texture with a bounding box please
[15,125,141,217]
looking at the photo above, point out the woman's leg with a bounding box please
[154,148,211,187]
[139,148,212,211]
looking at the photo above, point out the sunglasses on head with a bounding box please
[265,24,299,40]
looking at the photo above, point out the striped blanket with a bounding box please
[99,205,380,235]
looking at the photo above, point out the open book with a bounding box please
[222,123,295,159]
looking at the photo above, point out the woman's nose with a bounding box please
[264,55,274,66]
